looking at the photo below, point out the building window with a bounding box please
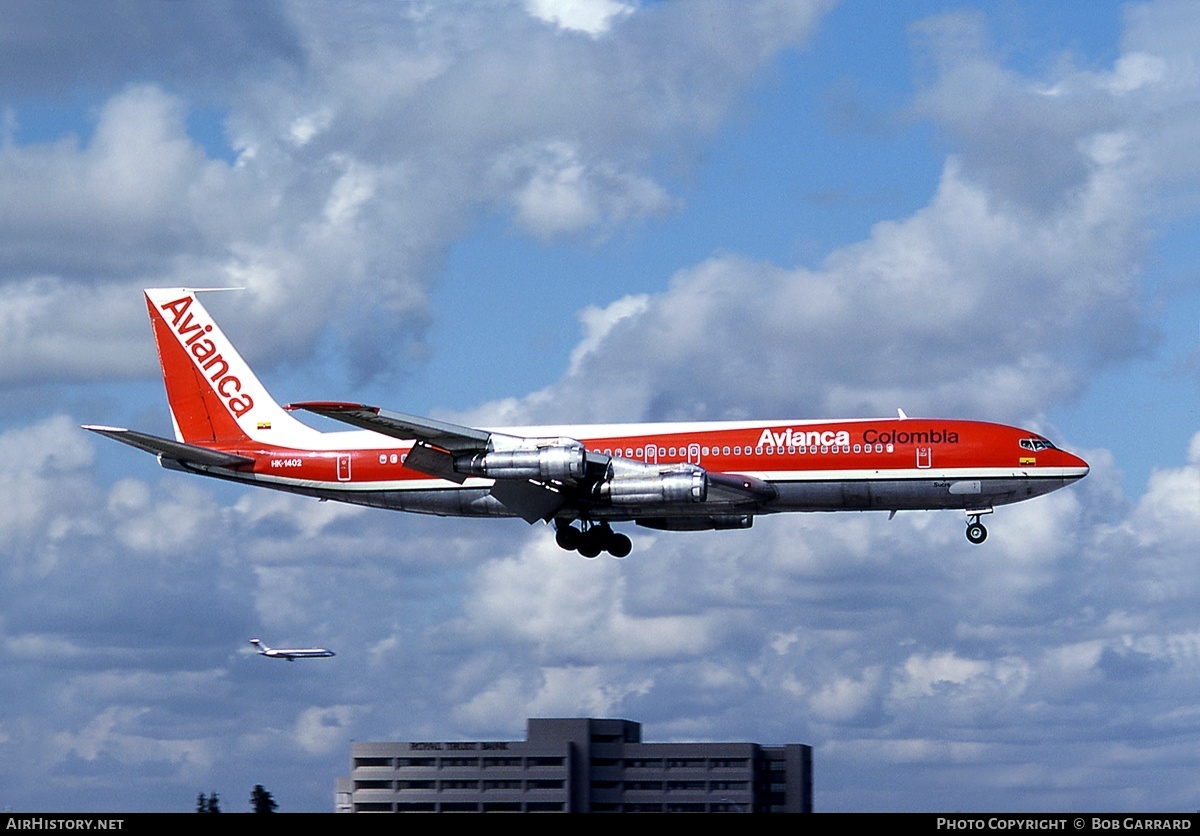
[482,757,522,768]
[354,757,392,767]
[526,757,565,767]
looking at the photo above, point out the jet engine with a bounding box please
[454,442,587,482]
[594,463,708,505]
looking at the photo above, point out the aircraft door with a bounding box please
[337,454,352,481]
[916,447,931,469]
[688,443,701,464]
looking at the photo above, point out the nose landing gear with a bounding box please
[965,509,992,544]
[555,522,632,558]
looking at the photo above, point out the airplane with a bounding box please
[84,288,1089,558]
[250,638,335,661]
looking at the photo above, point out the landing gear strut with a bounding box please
[965,510,991,544]
[555,521,632,558]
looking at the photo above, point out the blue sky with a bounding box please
[1,0,1198,813]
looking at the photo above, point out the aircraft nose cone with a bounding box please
[1063,450,1089,477]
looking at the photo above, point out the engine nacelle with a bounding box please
[454,444,586,482]
[595,466,707,505]
[637,515,753,531]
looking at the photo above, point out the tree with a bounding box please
[250,784,278,814]
[195,792,221,813]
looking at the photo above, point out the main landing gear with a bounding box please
[965,509,992,544]
[555,522,632,559]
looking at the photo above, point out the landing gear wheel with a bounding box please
[966,522,988,544]
[606,533,632,558]
[555,524,580,551]
[577,527,604,559]
[556,521,633,558]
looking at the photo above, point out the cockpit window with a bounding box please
[1019,438,1057,452]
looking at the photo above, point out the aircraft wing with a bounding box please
[281,402,773,523]
[284,402,490,452]
[285,401,578,520]
[285,401,501,485]
[82,425,254,469]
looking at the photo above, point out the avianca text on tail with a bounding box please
[84,288,1089,558]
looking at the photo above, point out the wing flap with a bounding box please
[82,425,255,469]
[402,442,467,483]
[488,479,566,523]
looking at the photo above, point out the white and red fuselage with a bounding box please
[179,415,1082,524]
[85,289,1089,557]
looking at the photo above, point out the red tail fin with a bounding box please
[144,289,320,446]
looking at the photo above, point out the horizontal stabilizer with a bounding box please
[82,425,254,469]
[285,401,490,452]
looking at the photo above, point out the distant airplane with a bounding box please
[249,638,335,661]
[85,289,1088,557]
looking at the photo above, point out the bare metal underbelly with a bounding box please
[196,464,1074,521]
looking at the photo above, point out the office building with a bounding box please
[337,717,811,812]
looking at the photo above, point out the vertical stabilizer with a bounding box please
[144,288,320,446]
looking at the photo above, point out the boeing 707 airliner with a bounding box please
[84,289,1088,558]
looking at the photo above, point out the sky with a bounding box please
[1,0,1198,814]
